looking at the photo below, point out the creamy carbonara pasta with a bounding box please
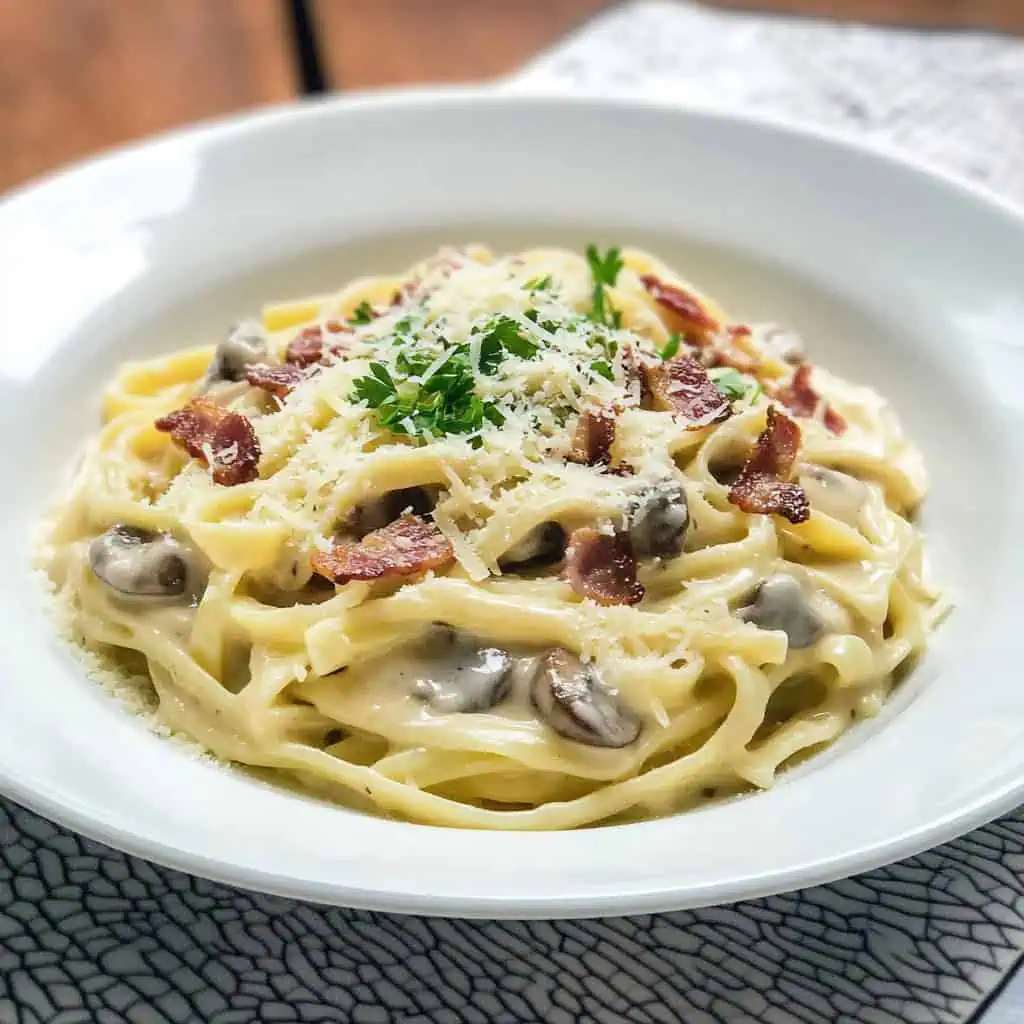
[38,245,941,829]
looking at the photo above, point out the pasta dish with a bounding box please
[38,244,942,829]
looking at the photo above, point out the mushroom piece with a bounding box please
[627,480,689,559]
[349,486,437,537]
[529,648,641,748]
[411,626,514,713]
[737,575,824,649]
[498,522,566,571]
[797,465,867,525]
[203,320,267,387]
[88,525,200,601]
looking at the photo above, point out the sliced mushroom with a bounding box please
[797,465,866,525]
[529,648,641,748]
[498,522,566,571]
[349,487,437,537]
[627,480,689,559]
[737,575,824,649]
[203,321,267,387]
[88,525,201,602]
[411,626,513,713]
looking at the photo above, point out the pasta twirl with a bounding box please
[37,245,943,829]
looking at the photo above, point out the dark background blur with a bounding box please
[1,0,1021,194]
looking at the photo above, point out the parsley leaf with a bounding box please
[348,300,376,325]
[590,359,615,381]
[658,333,682,360]
[479,316,539,362]
[523,274,553,293]
[585,245,624,326]
[709,367,756,402]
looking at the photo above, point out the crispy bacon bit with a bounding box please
[563,528,644,606]
[311,513,454,585]
[569,407,617,466]
[774,364,847,435]
[154,397,260,486]
[644,355,731,428]
[244,363,316,400]
[285,323,352,367]
[727,406,810,524]
[640,274,720,339]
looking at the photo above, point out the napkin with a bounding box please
[5,4,1024,1022]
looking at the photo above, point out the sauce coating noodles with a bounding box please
[38,245,942,828]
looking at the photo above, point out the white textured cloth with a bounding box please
[517,0,1024,205]
[3,6,1024,1023]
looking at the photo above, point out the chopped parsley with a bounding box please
[479,316,539,362]
[585,245,624,327]
[350,314,541,444]
[709,367,761,402]
[523,274,553,293]
[658,333,682,360]
[348,300,376,325]
[590,359,615,381]
[352,351,504,445]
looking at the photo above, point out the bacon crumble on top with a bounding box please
[244,363,316,400]
[727,406,810,524]
[640,274,720,340]
[154,397,261,486]
[774,364,847,435]
[644,355,732,428]
[311,513,454,585]
[568,407,617,467]
[285,322,352,367]
[563,527,645,606]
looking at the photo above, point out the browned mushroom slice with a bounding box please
[530,648,641,748]
[88,525,202,601]
[498,522,566,571]
[627,480,689,558]
[203,320,267,387]
[737,575,824,649]
[349,487,437,537]
[411,626,514,713]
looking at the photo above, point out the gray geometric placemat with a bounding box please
[6,3,1024,1022]
[4,800,1024,1022]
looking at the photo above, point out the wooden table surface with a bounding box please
[0,0,1021,194]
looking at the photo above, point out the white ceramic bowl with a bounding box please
[2,91,1023,918]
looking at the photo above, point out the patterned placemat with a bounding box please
[6,4,1024,1021]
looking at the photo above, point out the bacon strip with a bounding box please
[285,322,352,367]
[727,406,810,524]
[154,397,260,486]
[620,343,651,408]
[563,528,644,606]
[244,363,316,400]
[774,364,847,435]
[644,355,731,428]
[568,407,617,466]
[640,274,720,339]
[311,513,454,584]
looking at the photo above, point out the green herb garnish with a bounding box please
[523,274,553,293]
[352,349,503,444]
[585,245,624,326]
[658,333,682,360]
[709,367,757,402]
[590,359,615,381]
[481,315,539,361]
[348,300,376,325]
